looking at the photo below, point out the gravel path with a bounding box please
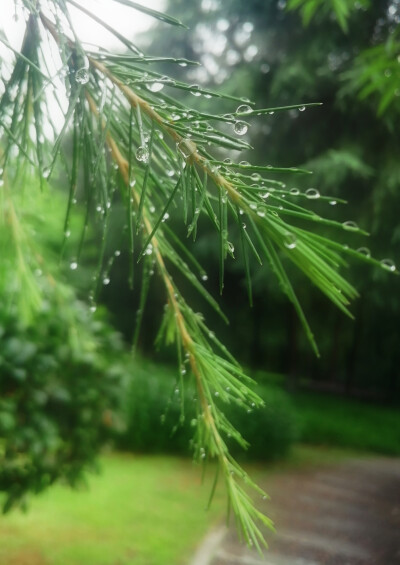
[191,456,400,565]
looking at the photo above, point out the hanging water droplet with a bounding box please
[147,81,164,92]
[268,111,274,115]
[70,261,78,270]
[201,274,208,281]
[305,188,320,199]
[114,250,121,257]
[299,105,306,112]
[189,84,202,96]
[43,167,50,179]
[233,121,248,135]
[329,200,337,206]
[75,67,89,84]
[342,220,359,232]
[261,192,270,199]
[215,391,220,397]
[64,229,71,238]
[357,247,371,257]
[129,179,136,188]
[380,258,396,272]
[256,208,265,217]
[145,244,153,256]
[103,277,110,285]
[136,145,149,163]
[90,305,97,313]
[284,232,297,249]
[236,104,252,114]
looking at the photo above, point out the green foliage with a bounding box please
[341,27,400,116]
[291,390,400,455]
[287,0,370,32]
[0,177,127,513]
[0,277,126,513]
[117,361,297,460]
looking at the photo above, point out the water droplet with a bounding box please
[215,391,220,397]
[129,179,136,188]
[189,84,202,96]
[70,261,78,270]
[329,200,337,206]
[145,244,153,256]
[357,247,371,257]
[261,192,270,199]
[147,81,164,92]
[178,61,187,67]
[380,258,396,272]
[268,111,274,115]
[201,274,208,281]
[103,277,110,285]
[75,67,89,84]
[43,167,50,179]
[64,229,71,238]
[136,145,149,163]
[299,105,306,112]
[284,232,297,249]
[223,157,232,164]
[289,188,300,196]
[342,220,359,232]
[305,188,320,200]
[251,173,261,181]
[90,305,97,313]
[114,250,121,257]
[233,121,248,135]
[236,104,252,114]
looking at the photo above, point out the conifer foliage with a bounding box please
[0,0,394,549]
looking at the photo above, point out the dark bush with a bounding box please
[117,361,298,460]
[0,280,127,512]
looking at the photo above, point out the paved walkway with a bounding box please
[191,456,400,565]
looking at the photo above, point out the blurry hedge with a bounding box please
[116,361,298,460]
[0,279,127,512]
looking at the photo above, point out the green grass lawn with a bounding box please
[0,454,226,565]
[0,445,360,565]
